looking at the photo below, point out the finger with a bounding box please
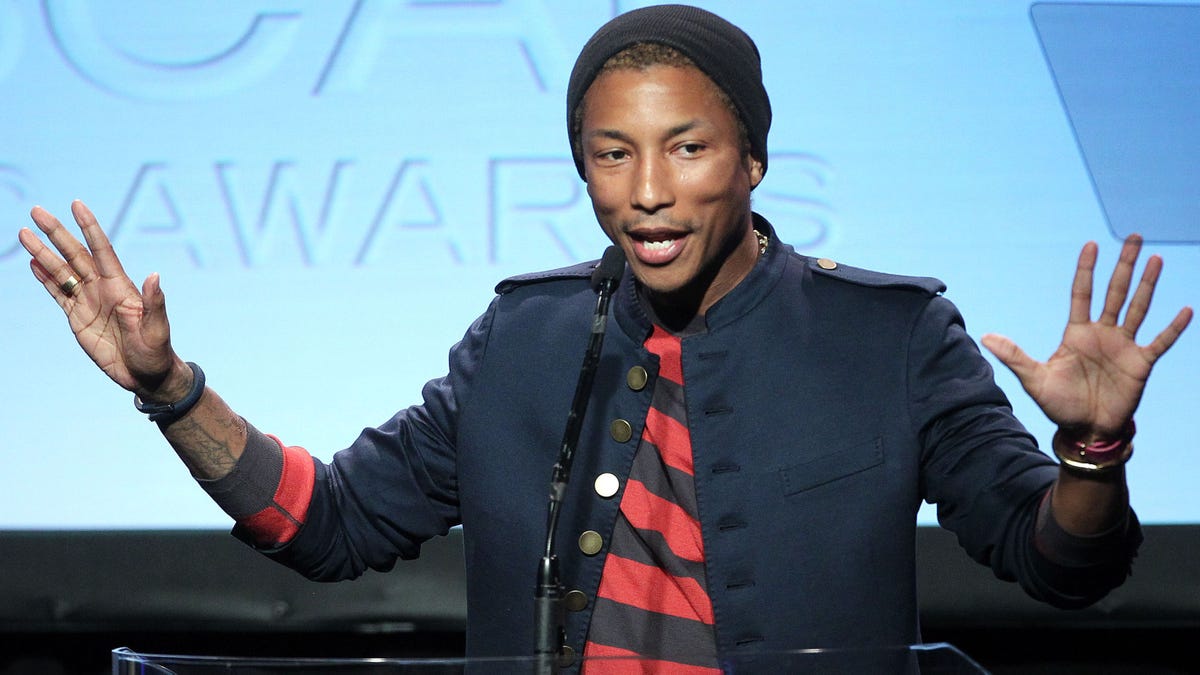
[1068,242,1097,325]
[1121,253,1162,337]
[1098,234,1142,326]
[980,333,1042,390]
[19,226,64,274]
[1143,306,1194,363]
[29,205,98,282]
[71,200,131,282]
[27,257,65,303]
[19,227,83,304]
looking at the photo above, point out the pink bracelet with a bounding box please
[1053,419,1136,473]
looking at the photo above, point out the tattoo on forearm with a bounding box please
[167,413,246,479]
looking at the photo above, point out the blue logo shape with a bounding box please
[1032,3,1199,244]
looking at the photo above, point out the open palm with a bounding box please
[20,201,179,398]
[982,235,1192,439]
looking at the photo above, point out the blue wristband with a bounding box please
[134,362,206,426]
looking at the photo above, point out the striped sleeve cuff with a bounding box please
[197,423,316,547]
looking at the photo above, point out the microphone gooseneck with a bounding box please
[534,246,626,673]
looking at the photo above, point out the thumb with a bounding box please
[140,272,172,348]
[980,333,1039,384]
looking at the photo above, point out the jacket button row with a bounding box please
[626,366,648,391]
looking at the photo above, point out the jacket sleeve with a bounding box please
[242,297,500,581]
[910,295,1140,608]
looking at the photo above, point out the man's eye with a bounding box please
[679,143,704,155]
[600,149,629,161]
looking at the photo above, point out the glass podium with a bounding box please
[113,643,988,673]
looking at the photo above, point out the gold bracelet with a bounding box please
[1052,420,1135,474]
[1053,440,1134,473]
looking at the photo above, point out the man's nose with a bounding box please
[631,155,675,213]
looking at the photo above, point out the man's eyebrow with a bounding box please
[587,128,634,143]
[585,119,704,144]
[666,120,700,138]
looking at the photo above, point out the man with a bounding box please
[18,4,1192,671]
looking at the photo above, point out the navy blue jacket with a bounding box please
[252,217,1138,659]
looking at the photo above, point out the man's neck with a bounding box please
[639,286,708,336]
[637,223,766,334]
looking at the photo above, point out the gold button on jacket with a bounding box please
[626,366,649,391]
[578,530,603,556]
[564,589,589,612]
[609,419,633,443]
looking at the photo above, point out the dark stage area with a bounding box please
[2,526,1197,674]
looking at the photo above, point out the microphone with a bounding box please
[534,246,626,673]
[590,245,627,293]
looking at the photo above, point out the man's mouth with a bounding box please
[641,238,677,251]
[628,230,687,265]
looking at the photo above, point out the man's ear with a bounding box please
[747,155,765,189]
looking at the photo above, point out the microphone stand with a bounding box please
[533,246,626,674]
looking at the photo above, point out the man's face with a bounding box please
[579,65,764,316]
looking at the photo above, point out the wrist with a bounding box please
[1053,419,1135,474]
[134,362,206,426]
[141,359,195,404]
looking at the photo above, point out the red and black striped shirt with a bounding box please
[583,326,719,673]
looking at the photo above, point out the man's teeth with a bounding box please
[642,239,676,250]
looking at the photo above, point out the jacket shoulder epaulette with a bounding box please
[494,260,598,294]
[800,255,946,296]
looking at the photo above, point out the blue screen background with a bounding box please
[1,0,1195,528]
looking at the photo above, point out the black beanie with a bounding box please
[566,4,771,181]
